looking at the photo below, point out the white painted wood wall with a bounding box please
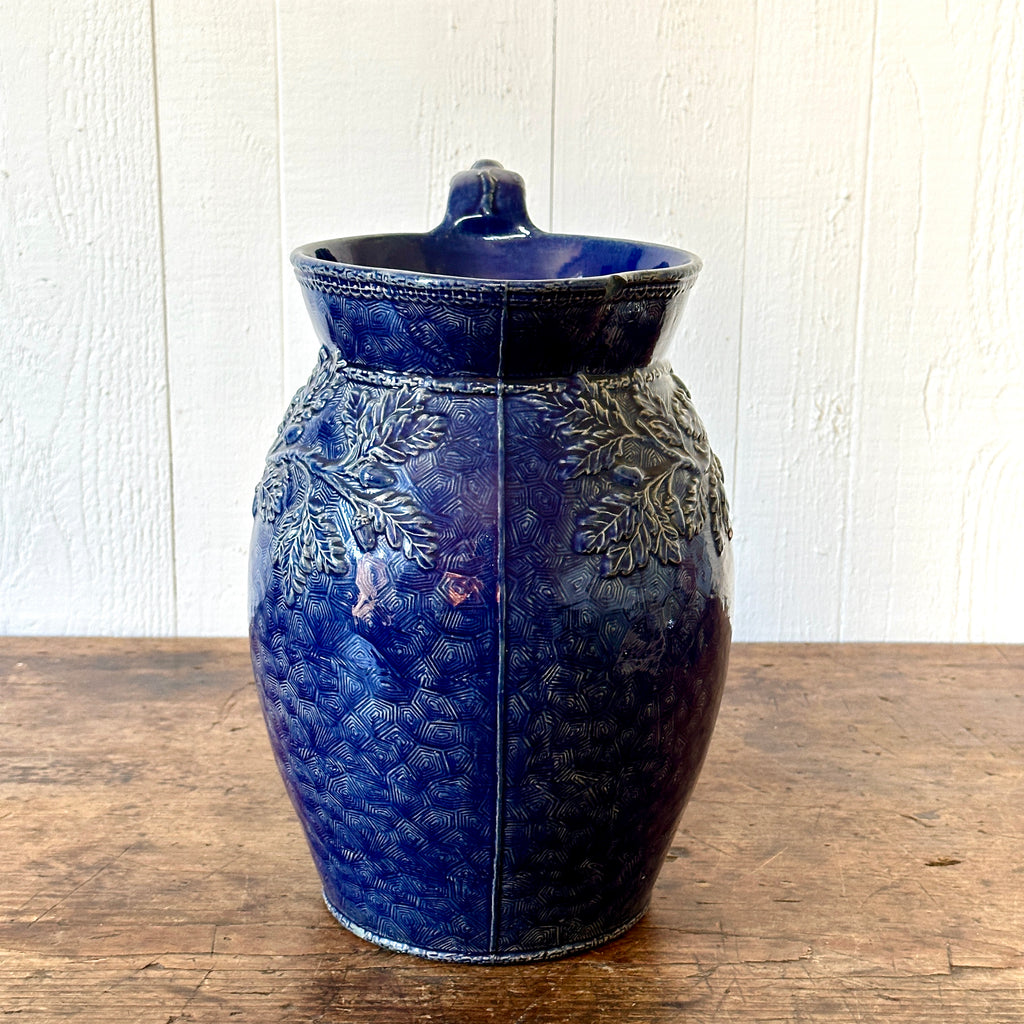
[2,0,1021,641]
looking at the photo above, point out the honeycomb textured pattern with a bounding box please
[250,348,732,962]
[294,260,698,378]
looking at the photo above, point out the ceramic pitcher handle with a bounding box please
[433,159,540,238]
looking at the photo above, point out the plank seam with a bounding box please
[731,0,760,554]
[274,0,287,410]
[838,0,881,641]
[149,0,179,635]
[548,0,558,229]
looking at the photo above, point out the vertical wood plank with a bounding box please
[551,0,756,473]
[732,0,876,640]
[276,0,555,387]
[841,0,1024,640]
[958,0,1024,640]
[153,0,283,636]
[0,0,174,634]
[1,1,1019,642]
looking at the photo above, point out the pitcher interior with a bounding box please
[296,232,695,283]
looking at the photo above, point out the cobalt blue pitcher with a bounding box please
[249,161,733,962]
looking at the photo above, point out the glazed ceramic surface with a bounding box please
[249,161,733,962]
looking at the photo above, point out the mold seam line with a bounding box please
[490,285,509,953]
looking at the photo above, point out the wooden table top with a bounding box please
[1,639,1022,1022]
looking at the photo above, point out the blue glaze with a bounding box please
[250,162,732,962]
[292,160,699,378]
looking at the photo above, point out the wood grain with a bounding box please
[2,639,1022,1021]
